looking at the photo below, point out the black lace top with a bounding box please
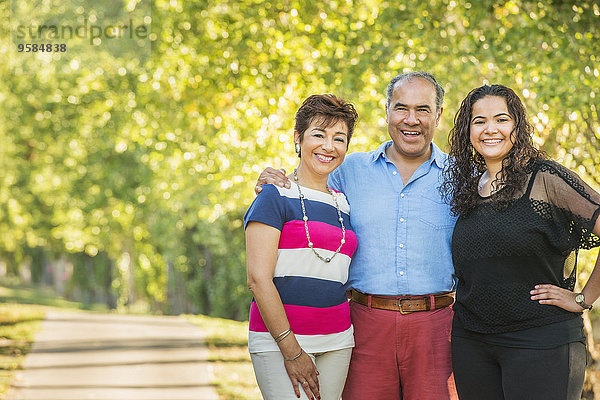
[452,160,600,334]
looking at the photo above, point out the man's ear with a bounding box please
[435,107,444,126]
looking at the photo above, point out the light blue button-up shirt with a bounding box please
[329,141,457,296]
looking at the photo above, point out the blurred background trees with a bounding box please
[0,0,598,320]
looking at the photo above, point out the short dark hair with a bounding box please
[294,94,359,150]
[386,71,445,113]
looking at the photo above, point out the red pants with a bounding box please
[342,301,457,400]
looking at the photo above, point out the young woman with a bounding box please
[244,94,359,400]
[442,84,600,400]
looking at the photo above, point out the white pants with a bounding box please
[250,348,352,400]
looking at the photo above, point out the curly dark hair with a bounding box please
[441,84,546,216]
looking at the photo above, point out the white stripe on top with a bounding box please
[275,184,350,215]
[275,248,350,283]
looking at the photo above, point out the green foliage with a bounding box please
[0,0,598,319]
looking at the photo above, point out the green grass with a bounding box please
[187,314,261,400]
[0,303,45,396]
[0,284,107,311]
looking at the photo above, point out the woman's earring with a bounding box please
[295,143,301,157]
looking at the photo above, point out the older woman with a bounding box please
[442,84,600,400]
[244,94,359,400]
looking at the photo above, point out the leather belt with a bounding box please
[350,290,455,314]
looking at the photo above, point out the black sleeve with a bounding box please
[531,161,600,251]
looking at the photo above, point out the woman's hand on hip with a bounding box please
[530,284,583,312]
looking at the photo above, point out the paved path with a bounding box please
[6,310,219,400]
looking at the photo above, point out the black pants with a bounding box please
[452,335,586,400]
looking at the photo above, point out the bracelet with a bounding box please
[275,329,292,343]
[284,348,304,362]
[273,328,291,342]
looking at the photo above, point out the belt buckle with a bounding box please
[397,298,413,315]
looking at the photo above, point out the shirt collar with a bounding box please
[369,141,392,164]
[430,142,448,169]
[370,140,447,169]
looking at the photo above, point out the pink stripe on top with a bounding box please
[279,220,357,257]
[249,301,351,335]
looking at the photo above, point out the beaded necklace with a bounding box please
[293,169,346,263]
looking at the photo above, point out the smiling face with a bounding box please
[385,77,442,164]
[294,118,349,181]
[470,96,515,170]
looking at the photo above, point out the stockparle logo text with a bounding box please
[14,19,149,45]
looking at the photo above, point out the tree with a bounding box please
[0,0,598,322]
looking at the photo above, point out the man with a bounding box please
[256,72,458,400]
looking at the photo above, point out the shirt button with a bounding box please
[400,218,405,222]
[399,243,404,248]
[400,271,405,276]
[400,193,405,198]
[392,171,397,175]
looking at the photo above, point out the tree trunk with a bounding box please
[53,256,66,296]
[167,261,188,314]
[105,255,116,309]
[200,245,213,315]
[85,254,95,303]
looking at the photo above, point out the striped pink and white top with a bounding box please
[244,183,358,353]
